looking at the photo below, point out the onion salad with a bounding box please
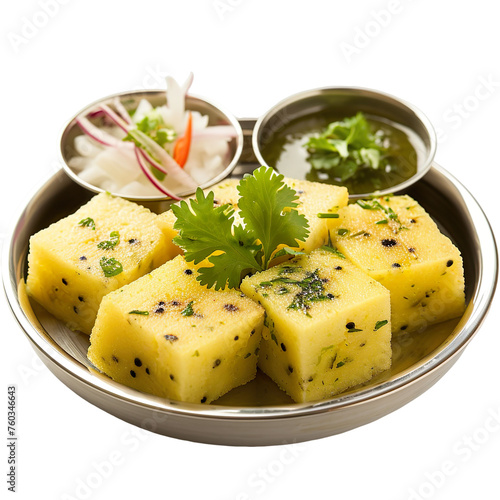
[69,74,237,199]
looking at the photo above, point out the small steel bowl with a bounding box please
[60,89,244,212]
[252,87,437,198]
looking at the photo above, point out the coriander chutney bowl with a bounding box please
[252,87,437,199]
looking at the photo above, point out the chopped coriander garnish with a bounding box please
[181,301,195,317]
[356,199,407,232]
[286,269,335,316]
[129,310,149,316]
[100,256,123,277]
[374,320,388,331]
[320,245,346,259]
[317,213,339,219]
[278,266,298,275]
[273,247,306,259]
[135,110,176,147]
[78,217,95,230]
[356,199,378,210]
[316,345,335,366]
[376,219,388,225]
[349,230,366,238]
[337,229,349,236]
[259,281,273,287]
[97,231,120,250]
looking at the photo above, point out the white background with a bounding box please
[2,1,499,499]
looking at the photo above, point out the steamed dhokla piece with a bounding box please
[154,209,183,260]
[330,195,465,334]
[155,177,349,255]
[88,255,265,404]
[26,193,170,335]
[284,177,349,251]
[240,249,391,403]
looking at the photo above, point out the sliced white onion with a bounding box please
[119,180,159,197]
[68,155,89,172]
[166,76,185,133]
[133,99,153,123]
[94,148,141,186]
[134,147,181,200]
[113,97,133,125]
[182,72,194,95]
[192,125,237,139]
[132,129,197,190]
[76,117,132,149]
[99,104,129,133]
[73,134,104,157]
[78,164,111,186]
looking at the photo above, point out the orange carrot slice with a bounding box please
[173,112,193,168]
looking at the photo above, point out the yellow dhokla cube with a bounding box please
[155,177,349,257]
[88,255,265,404]
[330,195,466,334]
[240,249,391,403]
[26,193,169,334]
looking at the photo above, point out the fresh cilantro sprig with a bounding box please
[237,166,309,268]
[172,166,310,290]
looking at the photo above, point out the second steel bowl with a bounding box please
[252,86,437,198]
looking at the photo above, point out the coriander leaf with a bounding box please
[317,213,339,219]
[100,256,123,277]
[304,112,387,182]
[360,148,381,169]
[332,158,359,181]
[306,137,349,158]
[78,217,95,230]
[172,189,260,290]
[308,152,341,171]
[374,320,388,331]
[237,166,309,268]
[97,231,120,250]
[181,301,194,316]
[136,109,176,147]
[273,247,306,259]
[320,245,346,259]
[129,310,149,316]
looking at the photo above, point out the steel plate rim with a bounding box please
[2,162,497,423]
